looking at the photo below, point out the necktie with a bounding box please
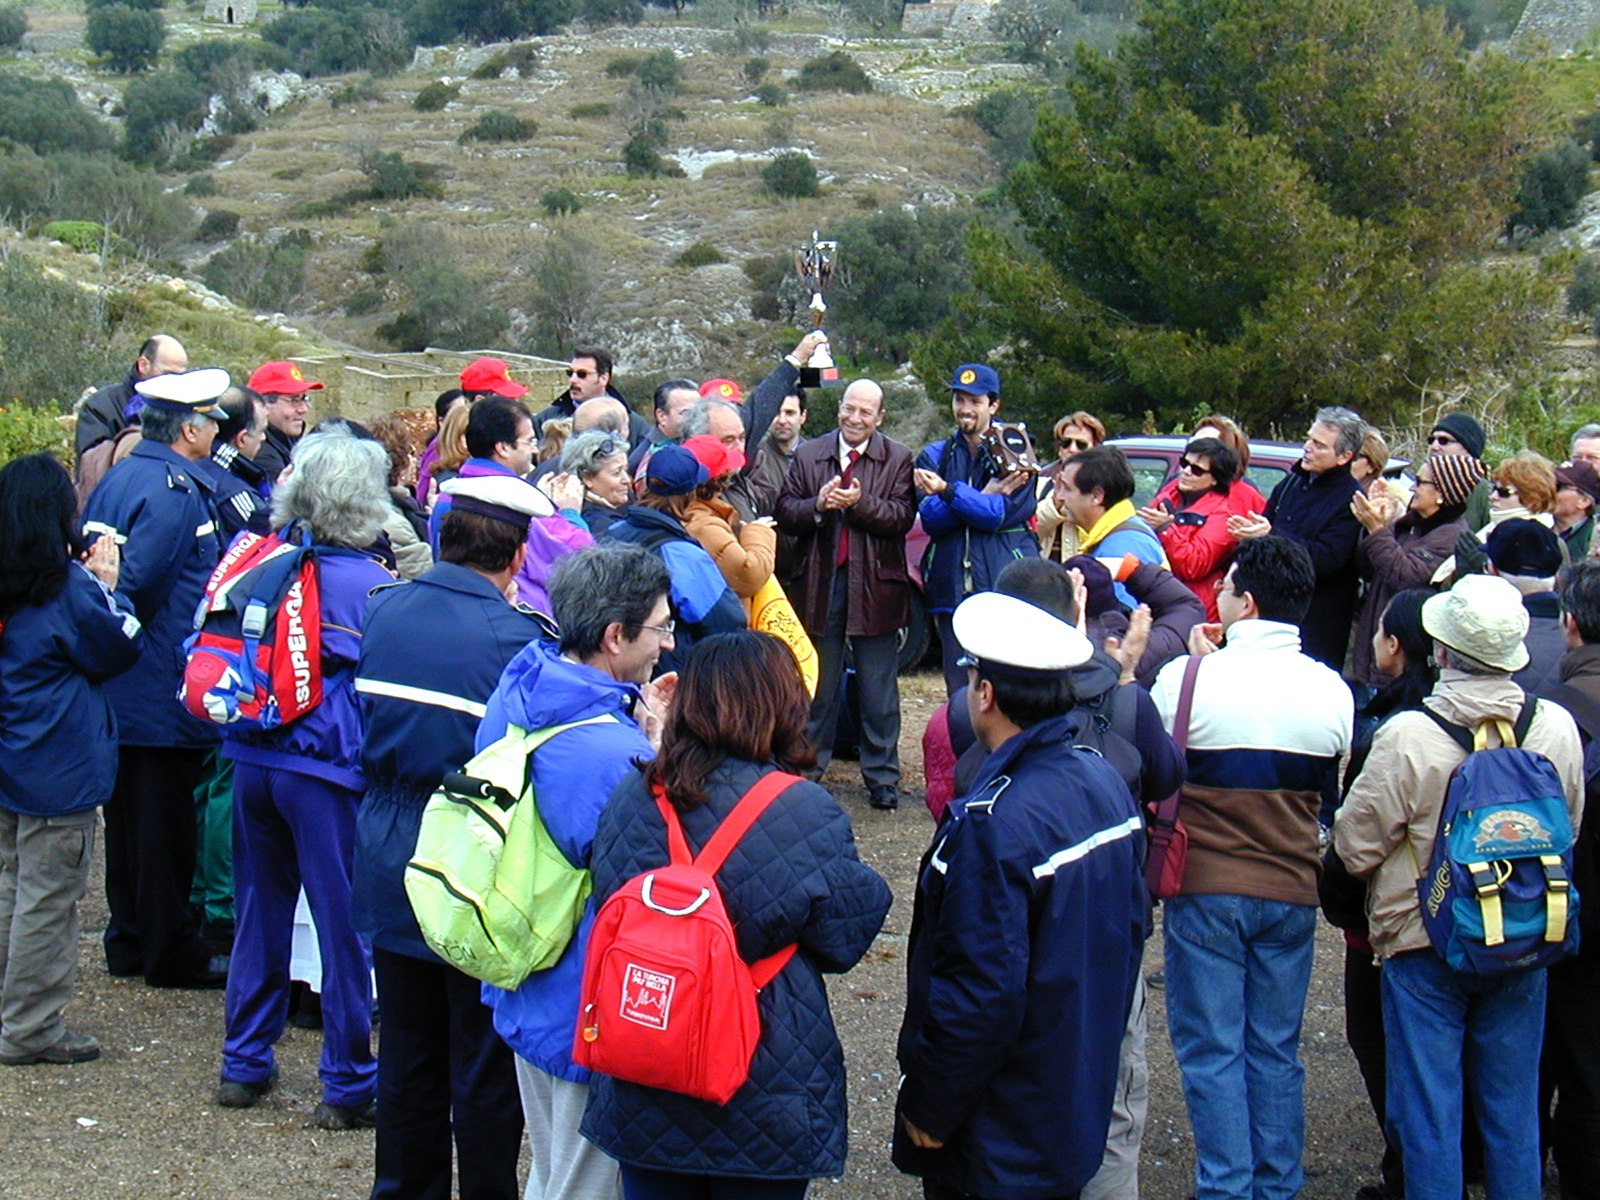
[837,448,860,566]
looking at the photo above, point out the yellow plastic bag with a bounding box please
[744,575,818,697]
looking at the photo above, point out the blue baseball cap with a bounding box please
[643,444,710,497]
[949,362,999,397]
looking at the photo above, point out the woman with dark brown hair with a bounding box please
[1035,410,1107,561]
[369,414,433,579]
[1192,414,1266,512]
[581,631,892,1200]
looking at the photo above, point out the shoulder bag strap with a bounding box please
[1151,655,1203,831]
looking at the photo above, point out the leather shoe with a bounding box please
[1,1030,101,1066]
[314,1100,377,1130]
[218,1073,275,1109]
[149,955,229,990]
[868,784,900,811]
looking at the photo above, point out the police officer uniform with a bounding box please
[353,475,547,1200]
[80,369,229,987]
[894,594,1149,1200]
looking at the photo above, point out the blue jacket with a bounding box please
[81,441,224,748]
[221,545,393,792]
[581,760,892,1178]
[478,641,654,1082]
[893,715,1148,1199]
[0,565,143,816]
[1264,462,1362,669]
[600,506,746,675]
[352,563,545,959]
[915,435,1038,611]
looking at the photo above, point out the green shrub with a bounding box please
[795,51,872,94]
[743,251,788,321]
[636,49,684,93]
[174,39,290,88]
[198,209,241,241]
[0,257,120,420]
[622,135,684,178]
[122,69,207,162]
[345,287,384,317]
[471,43,539,79]
[1570,256,1600,316]
[582,0,644,27]
[0,76,114,156]
[1515,137,1592,235]
[362,152,445,201]
[86,4,165,72]
[0,150,192,252]
[331,77,385,108]
[414,80,462,111]
[710,26,771,54]
[604,54,642,78]
[674,241,726,268]
[743,57,770,85]
[568,101,613,118]
[961,87,1040,170]
[755,81,787,107]
[263,7,409,78]
[201,235,308,313]
[459,109,537,144]
[0,404,70,465]
[762,151,819,197]
[42,220,116,254]
[184,173,217,197]
[541,187,583,216]
[0,5,27,50]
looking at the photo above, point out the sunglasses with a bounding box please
[1492,484,1518,499]
[595,434,622,458]
[569,368,593,379]
[1179,457,1213,475]
[1429,433,1458,447]
[1058,436,1092,452]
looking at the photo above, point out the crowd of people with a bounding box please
[0,329,1596,1200]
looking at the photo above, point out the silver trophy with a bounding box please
[794,231,841,387]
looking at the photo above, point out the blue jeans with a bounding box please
[1381,950,1546,1200]
[1163,894,1316,1200]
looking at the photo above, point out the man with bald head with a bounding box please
[776,379,917,810]
[75,334,188,464]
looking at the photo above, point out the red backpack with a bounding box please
[180,528,330,731]
[573,772,800,1105]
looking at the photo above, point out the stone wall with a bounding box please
[299,348,569,424]
[1513,0,1600,51]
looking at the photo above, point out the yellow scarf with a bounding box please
[1077,499,1140,554]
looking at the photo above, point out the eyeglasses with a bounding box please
[514,435,537,448]
[1429,433,1458,447]
[569,368,593,379]
[1492,484,1518,499]
[636,619,676,639]
[1058,436,1092,452]
[1179,457,1213,475]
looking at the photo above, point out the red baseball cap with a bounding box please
[698,377,743,404]
[682,434,746,477]
[460,356,528,398]
[248,360,324,395]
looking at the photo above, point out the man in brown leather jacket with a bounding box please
[775,379,916,810]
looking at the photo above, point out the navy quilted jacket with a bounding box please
[580,759,892,1179]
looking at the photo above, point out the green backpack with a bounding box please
[404,715,612,990]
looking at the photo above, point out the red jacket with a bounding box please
[1152,480,1259,621]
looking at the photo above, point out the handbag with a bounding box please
[1146,654,1200,900]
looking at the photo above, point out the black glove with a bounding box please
[1450,529,1488,584]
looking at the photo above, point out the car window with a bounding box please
[1124,455,1174,508]
[1246,463,1288,500]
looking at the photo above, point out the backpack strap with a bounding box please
[652,771,804,988]
[1422,701,1534,754]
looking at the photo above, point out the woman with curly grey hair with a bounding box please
[562,428,633,537]
[217,422,397,1131]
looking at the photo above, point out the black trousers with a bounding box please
[371,946,522,1200]
[805,572,901,791]
[103,744,214,983]
[1542,950,1600,1199]
[1343,943,1404,1195]
[924,1180,1077,1200]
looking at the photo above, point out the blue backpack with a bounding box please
[1417,703,1580,975]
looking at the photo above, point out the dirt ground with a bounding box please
[1,670,1394,1199]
